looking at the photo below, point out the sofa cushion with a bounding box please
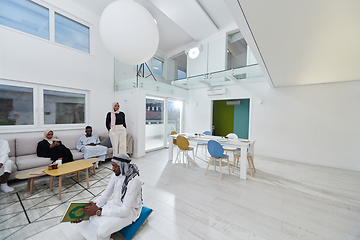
[10,159,17,172]
[71,149,83,160]
[56,134,80,151]
[106,148,113,157]
[98,134,109,142]
[100,137,112,148]
[16,154,52,171]
[16,137,43,156]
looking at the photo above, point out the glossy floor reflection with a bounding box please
[1,149,360,240]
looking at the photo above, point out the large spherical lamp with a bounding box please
[99,0,159,65]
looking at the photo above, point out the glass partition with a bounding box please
[145,97,165,151]
[114,31,264,91]
[167,100,182,137]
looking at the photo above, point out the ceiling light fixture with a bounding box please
[189,47,200,59]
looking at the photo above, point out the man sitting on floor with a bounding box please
[76,126,108,168]
[0,139,14,193]
[73,153,142,240]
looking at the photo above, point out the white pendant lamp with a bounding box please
[99,0,159,65]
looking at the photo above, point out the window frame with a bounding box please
[0,79,89,133]
[0,0,50,40]
[0,0,92,54]
[54,11,90,53]
[0,80,38,132]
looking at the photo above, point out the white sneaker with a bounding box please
[1,183,14,193]
[95,162,99,169]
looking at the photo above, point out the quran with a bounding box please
[60,202,91,222]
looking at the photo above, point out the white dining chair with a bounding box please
[195,130,211,158]
[233,140,256,177]
[223,133,238,158]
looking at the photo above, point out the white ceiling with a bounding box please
[229,0,360,87]
[69,0,234,56]
[69,0,360,88]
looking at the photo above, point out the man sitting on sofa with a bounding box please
[76,126,107,168]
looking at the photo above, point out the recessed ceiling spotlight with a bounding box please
[189,47,200,59]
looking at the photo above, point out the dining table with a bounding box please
[169,133,254,180]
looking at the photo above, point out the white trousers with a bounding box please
[0,159,12,176]
[110,125,127,155]
[78,214,133,240]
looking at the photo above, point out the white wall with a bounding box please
[185,79,360,171]
[0,0,114,139]
[114,86,188,158]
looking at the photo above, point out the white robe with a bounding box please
[76,135,108,162]
[78,173,142,240]
[0,139,13,176]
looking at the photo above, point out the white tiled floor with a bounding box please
[3,148,360,240]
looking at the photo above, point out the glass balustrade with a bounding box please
[114,33,264,92]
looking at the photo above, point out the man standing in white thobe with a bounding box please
[0,139,14,193]
[74,153,142,240]
[76,126,108,168]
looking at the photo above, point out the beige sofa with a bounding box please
[4,134,113,181]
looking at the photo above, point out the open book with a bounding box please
[60,202,92,222]
[27,168,45,175]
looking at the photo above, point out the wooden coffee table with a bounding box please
[84,157,101,175]
[15,168,47,195]
[43,160,93,200]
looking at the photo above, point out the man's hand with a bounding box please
[71,218,83,224]
[0,163,3,168]
[84,201,98,216]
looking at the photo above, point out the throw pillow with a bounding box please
[118,206,153,240]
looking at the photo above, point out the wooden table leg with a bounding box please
[30,178,35,195]
[77,172,80,182]
[49,176,54,192]
[27,179,31,189]
[93,165,96,175]
[58,175,63,200]
[85,168,89,189]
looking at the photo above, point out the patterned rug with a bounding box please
[0,166,113,240]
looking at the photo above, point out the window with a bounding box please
[0,0,49,40]
[177,69,186,79]
[0,80,88,132]
[0,0,90,53]
[44,90,85,124]
[0,84,34,126]
[55,13,89,53]
[152,58,163,76]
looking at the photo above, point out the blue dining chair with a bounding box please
[205,140,231,180]
[195,131,211,158]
